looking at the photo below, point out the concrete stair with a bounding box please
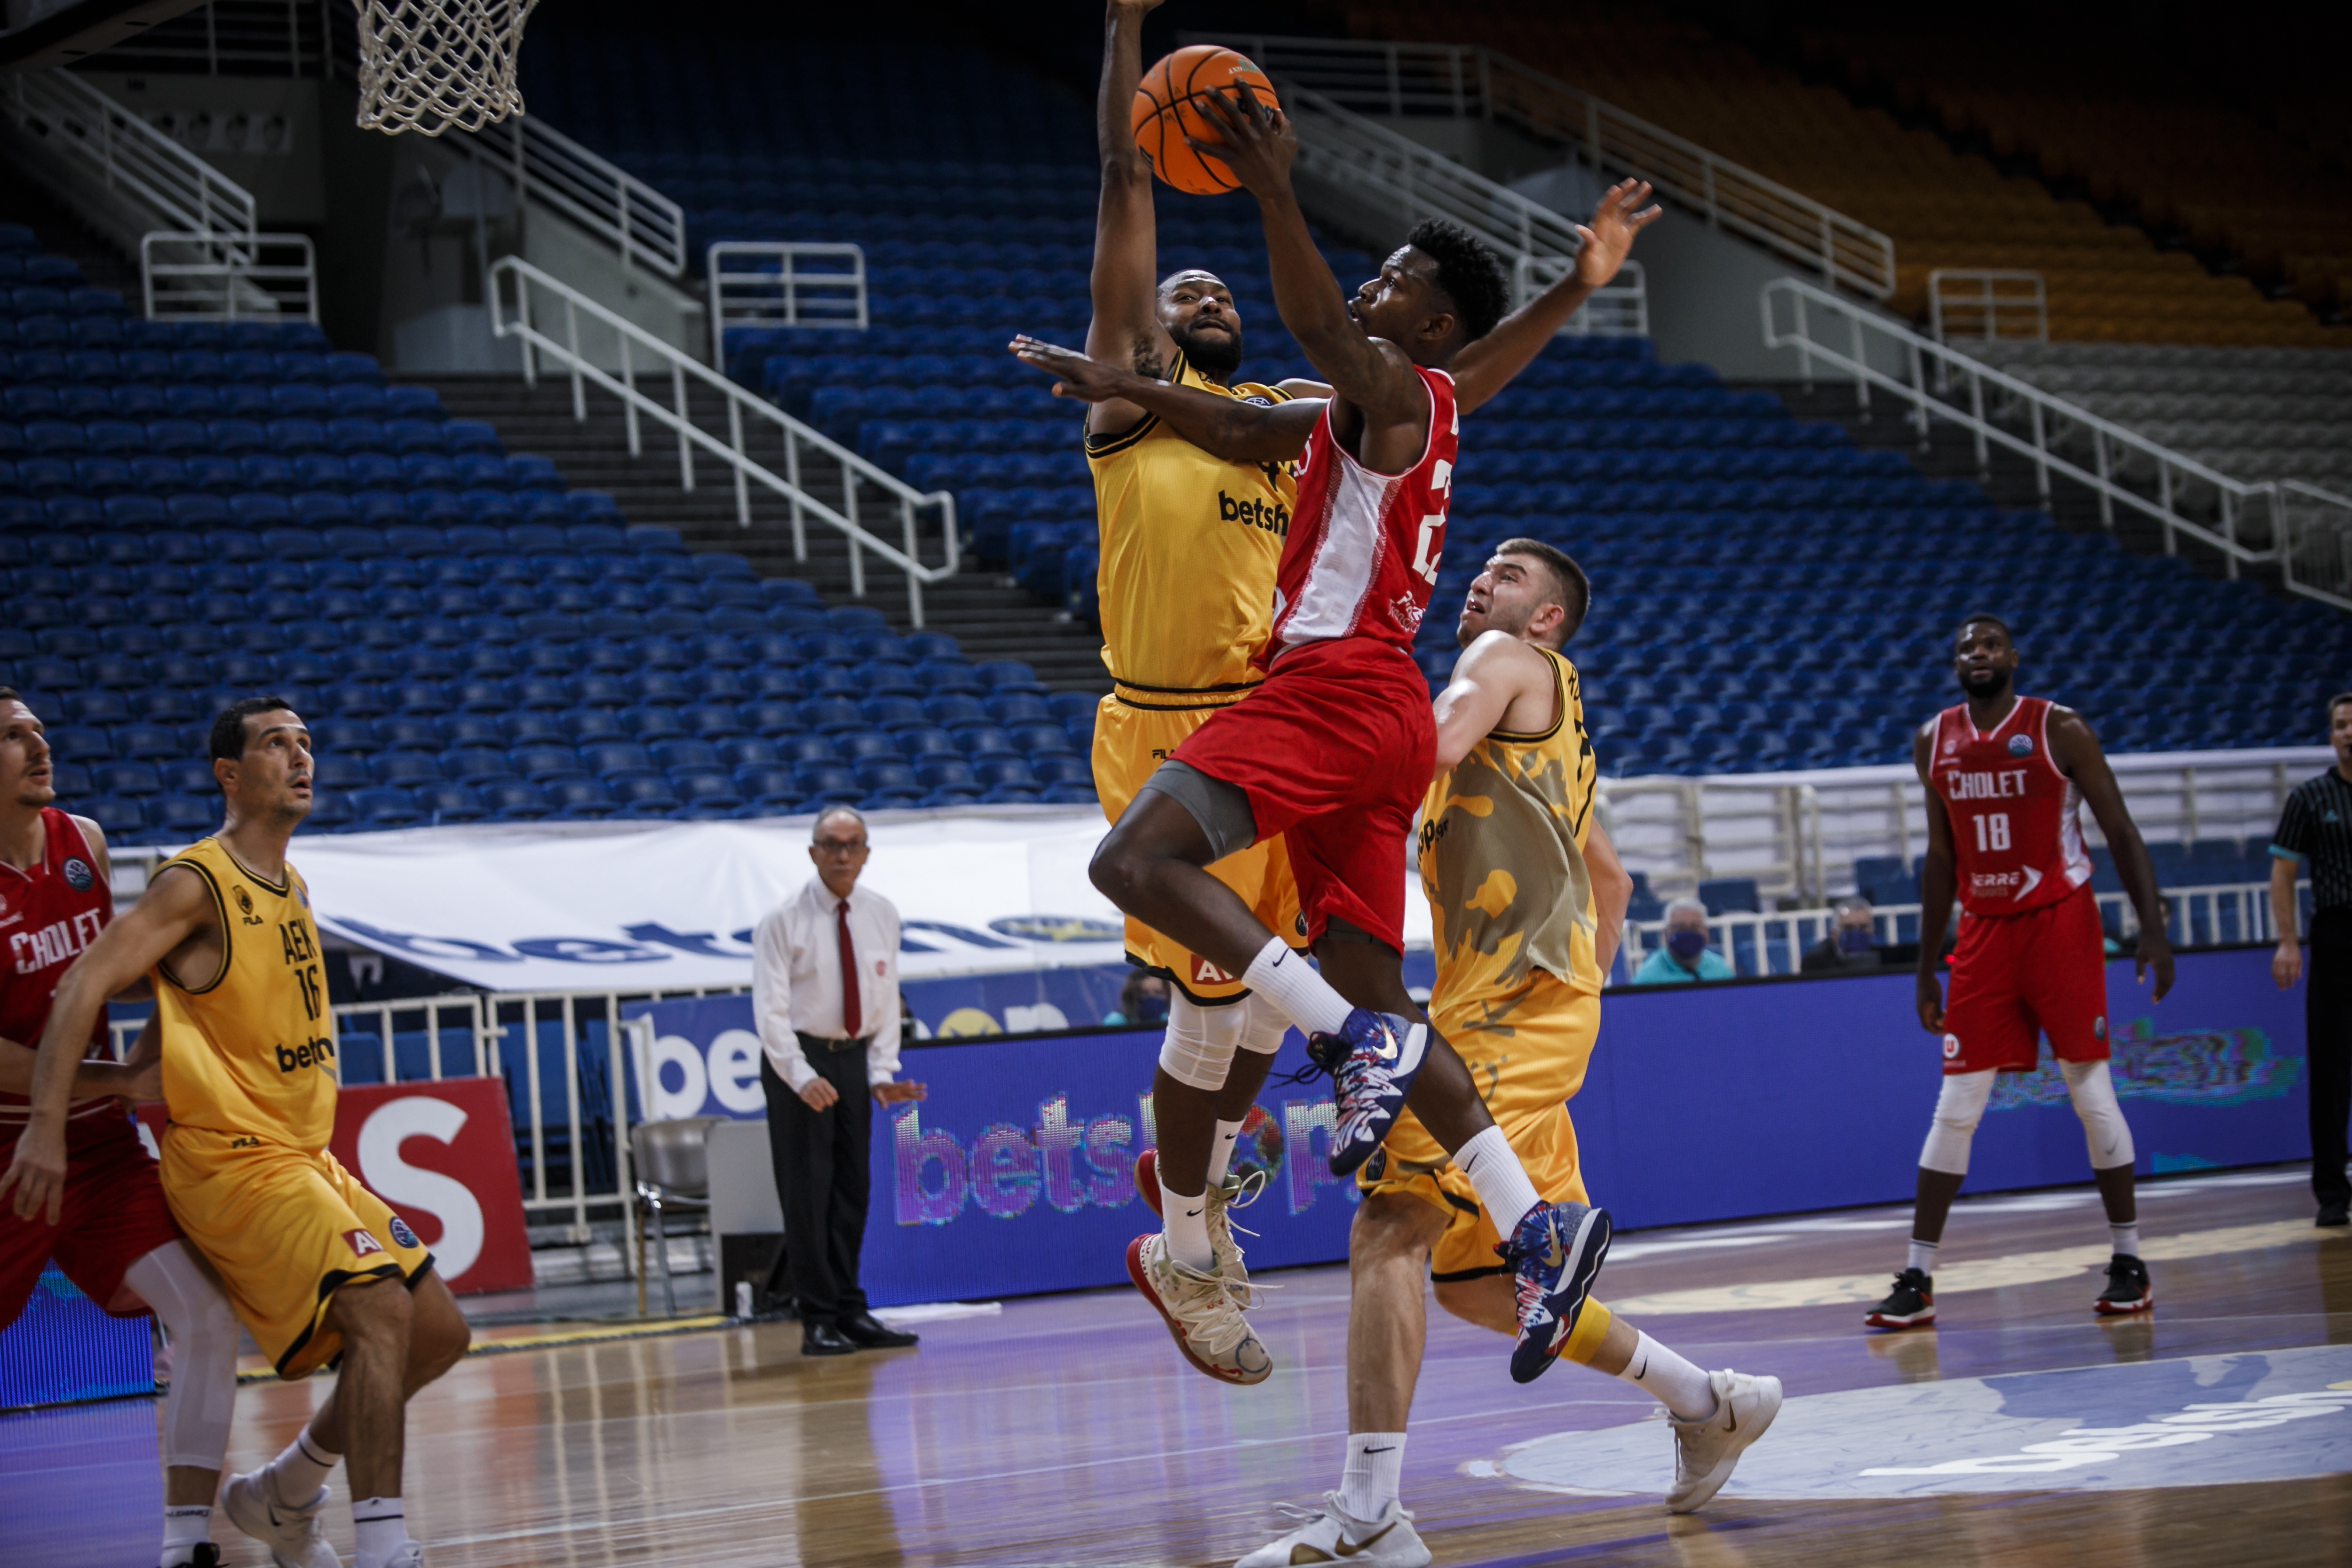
[412,373,1113,693]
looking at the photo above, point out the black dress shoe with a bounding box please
[2319,1203,2349,1228]
[839,1311,919,1348]
[801,1321,859,1356]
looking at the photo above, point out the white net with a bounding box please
[353,0,541,137]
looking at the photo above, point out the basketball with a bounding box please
[1131,44,1279,196]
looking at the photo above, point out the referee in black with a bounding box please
[2271,692,2352,1228]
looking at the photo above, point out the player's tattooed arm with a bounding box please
[0,865,216,1225]
[1085,0,1173,433]
[1452,179,1661,415]
[2049,707,2174,1000]
[1913,722,1958,1033]
[1010,335,1324,461]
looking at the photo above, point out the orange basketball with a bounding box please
[1131,45,1279,196]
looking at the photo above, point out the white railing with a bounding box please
[1514,255,1648,336]
[0,68,256,239]
[488,255,960,625]
[707,241,869,366]
[1929,269,2047,344]
[1191,32,1896,300]
[460,114,689,279]
[141,230,318,322]
[1758,277,2352,599]
[1280,83,1645,326]
[2277,481,2352,612]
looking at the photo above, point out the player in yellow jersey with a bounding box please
[1238,542,1783,1565]
[7,696,470,1568]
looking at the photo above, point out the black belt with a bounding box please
[796,1031,872,1054]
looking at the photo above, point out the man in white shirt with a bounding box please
[753,806,926,1356]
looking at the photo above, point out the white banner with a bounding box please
[294,807,1433,994]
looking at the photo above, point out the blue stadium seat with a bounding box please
[483,780,555,821]
[414,782,489,824]
[611,774,682,817]
[350,786,422,828]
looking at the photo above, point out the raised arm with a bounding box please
[1452,179,1660,415]
[1913,724,1958,1034]
[0,865,215,1224]
[1010,335,1323,462]
[2050,708,2174,1001]
[1431,631,1555,776]
[1083,0,1171,436]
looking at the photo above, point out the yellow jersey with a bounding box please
[1417,647,1605,1009]
[154,837,336,1152]
[1085,350,1297,698]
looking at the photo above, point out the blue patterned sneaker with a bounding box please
[1499,1199,1614,1385]
[1303,1009,1427,1176]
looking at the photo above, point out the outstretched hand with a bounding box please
[1573,178,1663,289]
[1188,84,1297,199]
[1009,335,1136,403]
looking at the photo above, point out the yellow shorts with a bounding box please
[1357,973,1599,1280]
[1093,690,1303,1003]
[160,1124,433,1378]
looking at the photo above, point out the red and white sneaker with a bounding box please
[1126,1232,1272,1385]
[2094,1254,2153,1315]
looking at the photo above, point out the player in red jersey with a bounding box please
[0,690,249,1568]
[1022,88,1659,1388]
[1866,618,2176,1330]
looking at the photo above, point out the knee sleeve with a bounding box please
[123,1241,239,1474]
[1919,1069,1997,1177]
[2062,1059,2136,1170]
[1235,991,1289,1056]
[1158,993,1247,1092]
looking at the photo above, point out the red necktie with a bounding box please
[837,899,862,1039]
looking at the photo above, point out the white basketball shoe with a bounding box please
[1234,1493,1430,1568]
[222,1470,342,1568]
[1666,1369,1784,1513]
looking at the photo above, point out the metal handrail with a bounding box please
[1191,32,1896,300]
[0,68,256,239]
[1756,277,2352,596]
[487,255,959,626]
[2277,480,2352,611]
[1928,269,2047,344]
[461,114,688,279]
[707,241,870,367]
[141,230,319,323]
[1281,83,1644,327]
[1513,254,1649,337]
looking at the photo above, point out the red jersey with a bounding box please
[0,808,116,1146]
[1929,696,2093,918]
[1260,364,1458,666]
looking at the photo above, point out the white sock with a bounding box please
[269,1427,339,1505]
[1618,1332,1718,1423]
[1204,1118,1245,1188]
[1457,1125,1542,1235]
[1907,1238,1939,1276]
[352,1497,409,1568]
[1241,936,1352,1037]
[160,1505,210,1568]
[1162,1180,1216,1273]
[1337,1432,1406,1521]
[2110,1222,2140,1257]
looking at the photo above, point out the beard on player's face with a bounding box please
[1956,662,2011,699]
[1170,318,1243,379]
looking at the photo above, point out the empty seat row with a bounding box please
[0,415,492,460]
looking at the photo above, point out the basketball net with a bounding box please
[352,0,540,137]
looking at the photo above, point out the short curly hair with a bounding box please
[1406,218,1511,342]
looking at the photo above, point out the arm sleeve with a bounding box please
[866,905,903,1084]
[752,909,816,1093]
[2272,789,2313,861]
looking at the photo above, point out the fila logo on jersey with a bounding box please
[10,909,103,974]
[1217,490,1289,536]
[61,856,92,891]
[345,1228,385,1258]
[2008,733,2034,757]
[233,886,263,925]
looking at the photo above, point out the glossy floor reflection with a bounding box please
[8,1165,2349,1566]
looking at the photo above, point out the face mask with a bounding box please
[1138,993,1168,1023]
[1838,926,1875,956]
[1666,928,1708,961]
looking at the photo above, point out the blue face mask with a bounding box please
[1666,928,1708,962]
[1838,926,1875,956]
[1138,993,1169,1023]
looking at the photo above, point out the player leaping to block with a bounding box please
[3,697,473,1568]
[1017,87,1659,1384]
[1868,616,2174,1330]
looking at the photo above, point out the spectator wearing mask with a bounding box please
[1803,897,1881,973]
[1105,968,1172,1026]
[1631,897,1736,984]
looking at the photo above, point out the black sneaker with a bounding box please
[1864,1266,1935,1329]
[2317,1203,2348,1229]
[2095,1253,2153,1315]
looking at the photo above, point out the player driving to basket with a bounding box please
[1015,81,1661,1384]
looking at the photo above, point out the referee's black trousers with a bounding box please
[2311,910,2352,1210]
[761,1040,874,1328]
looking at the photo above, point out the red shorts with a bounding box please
[0,1110,183,1322]
[1940,886,2111,1075]
[1171,638,1432,953]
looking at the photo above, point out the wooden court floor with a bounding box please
[8,1164,2351,1567]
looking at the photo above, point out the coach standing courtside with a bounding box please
[2272,694,2352,1229]
[755,806,927,1354]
